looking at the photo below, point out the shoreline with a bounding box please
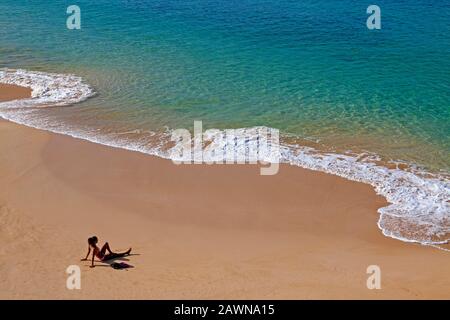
[1,69,448,247]
[0,83,449,299]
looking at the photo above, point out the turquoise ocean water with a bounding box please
[0,1,449,246]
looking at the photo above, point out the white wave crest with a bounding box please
[0,68,95,109]
[280,144,449,247]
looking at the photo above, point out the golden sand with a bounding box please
[0,84,449,299]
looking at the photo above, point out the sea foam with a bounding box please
[1,69,449,249]
[0,68,94,108]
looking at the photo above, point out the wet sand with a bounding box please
[0,83,31,101]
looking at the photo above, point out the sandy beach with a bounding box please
[0,83,449,299]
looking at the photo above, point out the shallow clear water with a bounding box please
[1,0,449,171]
[0,1,449,245]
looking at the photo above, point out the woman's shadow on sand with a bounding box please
[95,253,140,270]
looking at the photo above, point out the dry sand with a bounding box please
[0,84,448,299]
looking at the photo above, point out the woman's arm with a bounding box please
[81,245,91,261]
[90,248,96,268]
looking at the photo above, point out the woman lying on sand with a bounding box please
[82,236,132,268]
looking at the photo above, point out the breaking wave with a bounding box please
[0,68,94,108]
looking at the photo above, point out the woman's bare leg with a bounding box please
[102,248,132,261]
[100,242,114,256]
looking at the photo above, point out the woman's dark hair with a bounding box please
[88,236,98,245]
